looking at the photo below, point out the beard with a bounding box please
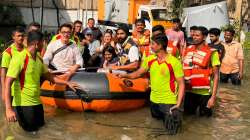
[210,39,218,44]
[117,37,127,44]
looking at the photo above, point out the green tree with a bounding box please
[170,0,187,18]
[0,4,24,26]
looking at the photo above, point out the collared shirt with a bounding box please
[7,50,48,106]
[43,39,83,70]
[1,43,25,68]
[1,44,26,96]
[220,41,244,74]
[141,54,184,104]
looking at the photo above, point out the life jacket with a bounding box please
[182,45,214,90]
[167,40,179,57]
[117,37,136,66]
[132,29,150,46]
[132,29,150,55]
[147,58,176,93]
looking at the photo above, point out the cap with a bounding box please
[85,29,93,35]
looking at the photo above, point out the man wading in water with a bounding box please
[183,26,220,117]
[5,31,80,132]
[117,34,185,134]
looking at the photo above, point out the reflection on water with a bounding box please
[0,50,249,140]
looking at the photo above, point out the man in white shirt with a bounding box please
[43,23,83,75]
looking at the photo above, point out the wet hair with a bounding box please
[27,22,41,30]
[190,25,198,30]
[59,23,73,31]
[151,33,168,50]
[225,27,235,36]
[135,18,145,25]
[88,18,95,22]
[196,26,209,36]
[152,25,165,34]
[208,28,221,36]
[172,18,181,23]
[102,45,117,58]
[27,31,43,45]
[12,26,25,36]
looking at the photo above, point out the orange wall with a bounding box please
[97,0,105,21]
[128,0,151,24]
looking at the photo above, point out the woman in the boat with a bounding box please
[96,29,116,54]
[101,45,119,68]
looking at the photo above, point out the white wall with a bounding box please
[19,7,98,31]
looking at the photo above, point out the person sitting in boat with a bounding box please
[117,34,185,135]
[110,24,140,72]
[50,23,81,49]
[96,29,116,54]
[81,29,101,67]
[43,23,83,76]
[101,45,119,68]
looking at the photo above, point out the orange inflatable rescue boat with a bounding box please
[40,71,149,112]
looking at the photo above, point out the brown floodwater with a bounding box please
[0,50,249,140]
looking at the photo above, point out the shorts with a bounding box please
[150,102,182,134]
[14,104,45,132]
[184,92,212,117]
[220,72,241,85]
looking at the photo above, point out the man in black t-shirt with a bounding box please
[208,28,225,61]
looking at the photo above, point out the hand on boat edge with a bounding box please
[67,81,81,92]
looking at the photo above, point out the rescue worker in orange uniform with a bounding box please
[182,26,220,117]
[131,19,150,57]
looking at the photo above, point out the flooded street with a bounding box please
[0,50,249,140]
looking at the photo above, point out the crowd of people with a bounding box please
[0,17,244,134]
